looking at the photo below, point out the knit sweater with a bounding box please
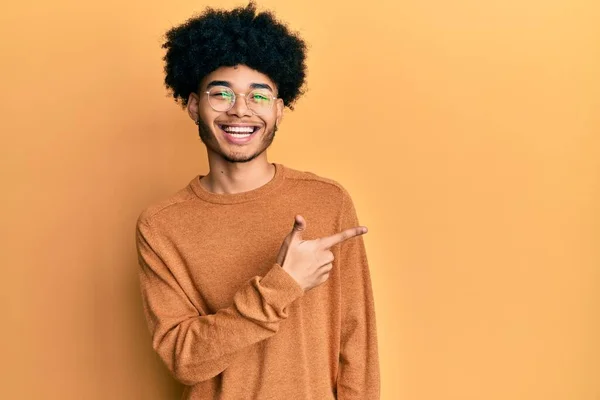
[136,163,379,400]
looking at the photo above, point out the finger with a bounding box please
[289,215,306,241]
[319,250,334,266]
[318,263,333,275]
[276,239,287,266]
[317,269,331,283]
[319,226,367,249]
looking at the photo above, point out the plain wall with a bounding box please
[0,0,598,398]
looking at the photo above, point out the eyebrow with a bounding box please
[206,80,274,92]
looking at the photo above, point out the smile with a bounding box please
[218,124,262,144]
[219,124,260,134]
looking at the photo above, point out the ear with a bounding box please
[275,98,284,127]
[187,92,200,123]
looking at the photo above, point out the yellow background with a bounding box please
[1,0,598,399]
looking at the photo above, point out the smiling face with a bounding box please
[187,65,284,164]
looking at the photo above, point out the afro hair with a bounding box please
[161,2,308,110]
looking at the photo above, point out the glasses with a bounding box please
[205,87,277,115]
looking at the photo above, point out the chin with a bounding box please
[222,154,261,163]
[197,119,277,164]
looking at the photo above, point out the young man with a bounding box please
[136,3,379,399]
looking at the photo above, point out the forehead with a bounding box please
[200,65,277,91]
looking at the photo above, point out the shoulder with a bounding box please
[281,164,359,229]
[281,164,353,202]
[136,181,198,228]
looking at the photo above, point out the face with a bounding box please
[187,64,284,164]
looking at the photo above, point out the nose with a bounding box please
[227,93,252,117]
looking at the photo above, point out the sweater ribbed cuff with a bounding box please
[258,264,305,308]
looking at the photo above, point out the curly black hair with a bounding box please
[161,2,308,110]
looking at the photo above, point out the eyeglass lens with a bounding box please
[207,87,274,114]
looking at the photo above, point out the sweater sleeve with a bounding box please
[136,218,305,386]
[336,192,380,399]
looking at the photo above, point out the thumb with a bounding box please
[290,215,306,240]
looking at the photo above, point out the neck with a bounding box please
[200,154,276,195]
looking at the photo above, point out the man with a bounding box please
[136,3,379,399]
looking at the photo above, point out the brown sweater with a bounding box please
[136,163,379,400]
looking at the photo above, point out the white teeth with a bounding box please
[222,126,255,133]
[229,133,251,137]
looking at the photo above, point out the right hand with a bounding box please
[276,215,368,291]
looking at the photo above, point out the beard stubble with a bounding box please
[196,119,278,164]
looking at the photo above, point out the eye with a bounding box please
[251,93,269,102]
[211,91,233,99]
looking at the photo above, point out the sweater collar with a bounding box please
[188,163,286,204]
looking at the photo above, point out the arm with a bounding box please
[136,218,304,386]
[336,192,380,399]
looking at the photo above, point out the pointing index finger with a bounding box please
[319,226,368,249]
